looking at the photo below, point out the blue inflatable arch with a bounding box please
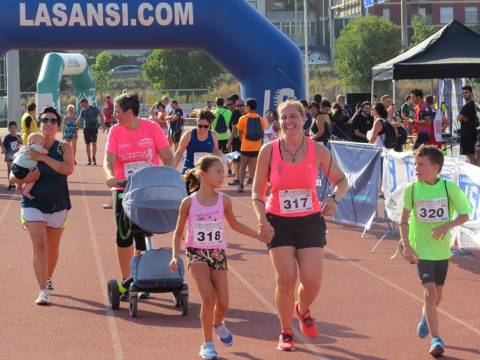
[2,0,305,113]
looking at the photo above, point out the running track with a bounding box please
[0,132,479,360]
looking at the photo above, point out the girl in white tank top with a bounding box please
[170,155,258,359]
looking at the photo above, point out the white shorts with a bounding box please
[21,208,68,229]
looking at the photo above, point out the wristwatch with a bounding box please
[328,194,338,204]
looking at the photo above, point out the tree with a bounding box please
[411,15,436,46]
[19,50,57,92]
[142,49,222,91]
[91,51,112,99]
[334,16,401,91]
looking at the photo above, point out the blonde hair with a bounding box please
[27,132,45,145]
[183,155,223,193]
[277,100,305,118]
[66,104,75,111]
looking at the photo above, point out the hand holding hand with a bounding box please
[258,222,274,245]
[106,176,117,188]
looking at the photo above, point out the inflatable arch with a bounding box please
[1,0,305,114]
[37,53,96,112]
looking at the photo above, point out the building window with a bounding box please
[418,8,426,18]
[465,7,478,24]
[273,2,283,11]
[440,7,453,24]
[382,8,390,21]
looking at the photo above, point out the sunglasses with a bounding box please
[40,117,58,125]
[197,124,210,129]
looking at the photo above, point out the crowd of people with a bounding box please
[0,86,477,359]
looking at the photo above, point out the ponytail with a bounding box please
[184,168,201,193]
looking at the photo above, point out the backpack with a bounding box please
[215,111,228,134]
[245,116,264,141]
[380,119,398,149]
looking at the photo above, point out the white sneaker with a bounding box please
[214,321,233,346]
[35,289,49,305]
[46,278,54,292]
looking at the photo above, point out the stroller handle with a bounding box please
[116,180,127,187]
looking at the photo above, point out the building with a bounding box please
[331,1,479,37]
[249,0,332,59]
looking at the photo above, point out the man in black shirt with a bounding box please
[458,85,479,165]
[226,96,244,185]
[352,102,374,143]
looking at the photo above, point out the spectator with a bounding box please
[77,98,103,166]
[103,96,114,133]
[236,98,266,193]
[300,100,312,136]
[226,96,244,183]
[313,93,322,104]
[20,102,38,145]
[166,99,185,150]
[457,85,479,165]
[336,94,353,119]
[309,101,331,145]
[331,103,352,140]
[352,102,374,143]
[401,95,414,134]
[369,102,399,150]
[212,98,232,154]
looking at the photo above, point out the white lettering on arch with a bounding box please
[86,3,103,26]
[68,3,86,26]
[174,2,193,25]
[35,3,52,26]
[138,3,154,26]
[155,3,173,26]
[52,3,68,26]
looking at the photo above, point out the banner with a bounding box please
[383,150,480,248]
[318,141,382,229]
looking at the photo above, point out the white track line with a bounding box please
[324,247,480,337]
[76,170,124,360]
[0,193,15,223]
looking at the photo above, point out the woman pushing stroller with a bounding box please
[103,92,174,299]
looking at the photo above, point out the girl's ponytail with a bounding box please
[184,168,200,193]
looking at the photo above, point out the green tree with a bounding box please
[411,15,436,46]
[142,49,222,91]
[91,51,113,99]
[19,50,57,92]
[334,16,401,91]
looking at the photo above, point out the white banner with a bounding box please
[382,150,480,248]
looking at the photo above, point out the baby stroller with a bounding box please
[107,166,188,318]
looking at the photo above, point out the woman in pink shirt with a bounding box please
[252,100,348,352]
[103,92,174,299]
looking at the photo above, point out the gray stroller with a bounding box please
[107,166,188,318]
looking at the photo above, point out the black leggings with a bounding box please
[113,190,146,251]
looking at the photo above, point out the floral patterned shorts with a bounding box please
[186,248,228,270]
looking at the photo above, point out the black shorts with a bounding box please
[460,132,477,155]
[11,163,30,179]
[170,130,182,144]
[417,260,449,286]
[83,128,98,144]
[241,151,259,158]
[266,212,326,250]
[218,139,229,153]
[113,190,146,251]
[231,137,241,153]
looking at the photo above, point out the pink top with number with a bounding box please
[106,119,169,188]
[185,192,227,250]
[266,138,321,217]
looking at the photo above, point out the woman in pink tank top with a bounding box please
[252,100,349,352]
[169,155,258,359]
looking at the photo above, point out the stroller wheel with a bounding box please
[129,295,138,318]
[173,291,181,308]
[108,279,120,310]
[181,295,188,316]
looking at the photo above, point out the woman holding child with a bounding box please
[10,106,75,306]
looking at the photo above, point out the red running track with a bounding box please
[0,133,479,360]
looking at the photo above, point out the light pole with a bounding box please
[401,0,408,48]
[304,0,309,100]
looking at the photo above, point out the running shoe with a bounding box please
[35,289,49,305]
[294,302,318,338]
[92,157,97,166]
[118,283,129,302]
[417,312,429,338]
[429,337,445,358]
[214,321,233,346]
[46,278,54,292]
[228,179,240,186]
[277,329,295,351]
[199,341,219,360]
[86,159,92,166]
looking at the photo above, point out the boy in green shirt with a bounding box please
[400,145,471,358]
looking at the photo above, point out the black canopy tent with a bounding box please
[372,20,480,81]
